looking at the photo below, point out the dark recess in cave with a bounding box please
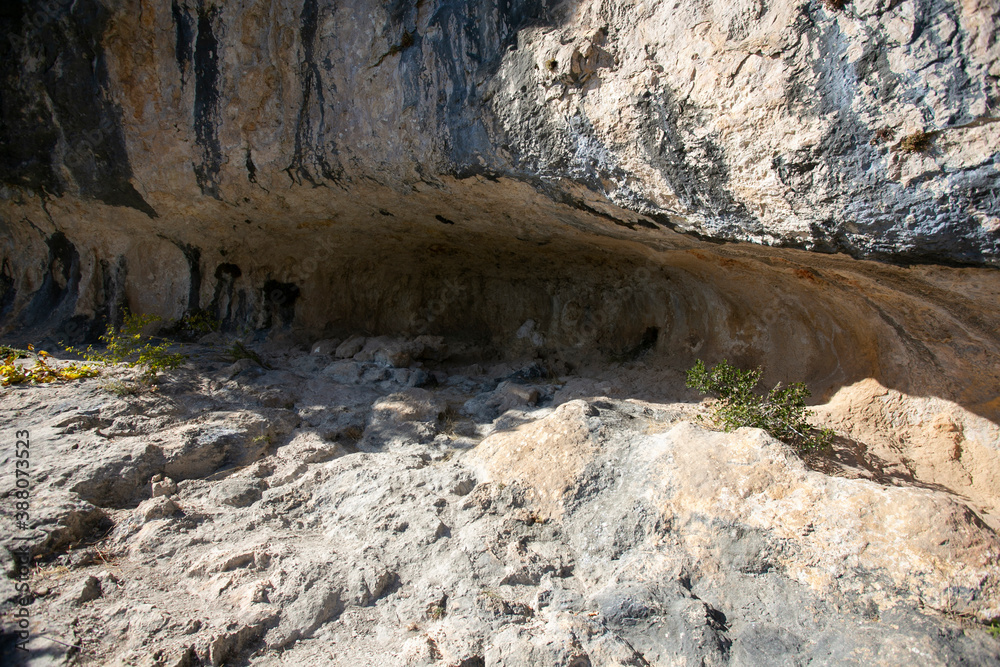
[262,279,300,328]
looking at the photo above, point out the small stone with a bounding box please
[67,575,102,605]
[450,475,477,496]
[211,478,264,508]
[311,338,342,356]
[413,335,448,361]
[335,336,366,359]
[361,365,391,383]
[373,341,414,368]
[140,496,180,521]
[407,369,431,387]
[463,381,541,422]
[224,358,255,378]
[151,477,177,498]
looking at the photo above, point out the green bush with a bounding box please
[166,309,220,341]
[226,341,270,369]
[899,130,932,153]
[686,359,832,451]
[74,313,186,381]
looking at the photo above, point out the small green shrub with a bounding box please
[988,619,1000,638]
[899,131,932,153]
[686,359,832,451]
[74,313,186,381]
[167,309,220,341]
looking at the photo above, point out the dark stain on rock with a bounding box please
[562,198,638,230]
[170,241,202,312]
[0,258,16,321]
[246,148,258,184]
[0,0,157,217]
[425,0,561,171]
[635,88,752,226]
[19,232,81,330]
[212,263,243,330]
[778,4,997,264]
[619,326,659,361]
[902,3,976,126]
[99,255,128,333]
[262,280,300,328]
[374,29,418,67]
[436,214,456,225]
[216,263,242,280]
[772,150,819,193]
[55,314,99,345]
[0,6,62,195]
[172,0,195,85]
[193,3,223,199]
[286,0,340,185]
[384,0,417,25]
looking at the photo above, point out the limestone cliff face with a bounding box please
[2,0,996,256]
[1,0,999,413]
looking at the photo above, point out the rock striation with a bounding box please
[2,0,998,262]
[0,0,998,360]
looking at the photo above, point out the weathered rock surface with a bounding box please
[0,0,998,381]
[2,1,1000,664]
[2,0,998,265]
[1,345,998,665]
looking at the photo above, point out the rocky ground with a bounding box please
[1,335,999,666]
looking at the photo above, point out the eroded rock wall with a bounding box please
[1,0,999,414]
[3,0,999,255]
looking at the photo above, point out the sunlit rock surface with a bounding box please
[1,1,1000,664]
